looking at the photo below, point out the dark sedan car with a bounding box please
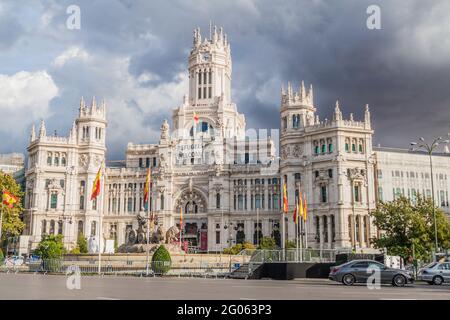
[329,259,414,287]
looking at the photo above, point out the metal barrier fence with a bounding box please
[0,258,242,277]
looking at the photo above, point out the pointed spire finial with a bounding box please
[300,81,306,99]
[30,123,36,142]
[39,119,46,137]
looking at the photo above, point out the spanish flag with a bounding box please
[193,111,199,124]
[90,164,102,200]
[293,201,298,224]
[303,194,308,221]
[283,180,288,214]
[144,168,151,204]
[299,194,304,222]
[2,190,18,209]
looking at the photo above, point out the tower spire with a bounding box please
[30,123,36,142]
[300,81,306,100]
[39,119,46,138]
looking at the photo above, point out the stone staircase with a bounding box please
[229,263,262,279]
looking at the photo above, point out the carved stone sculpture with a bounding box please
[165,226,180,244]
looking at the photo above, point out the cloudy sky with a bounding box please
[1,0,449,160]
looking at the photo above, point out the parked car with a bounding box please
[418,262,450,285]
[328,259,414,287]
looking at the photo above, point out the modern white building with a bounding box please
[23,26,450,252]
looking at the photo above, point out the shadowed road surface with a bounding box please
[1,273,450,300]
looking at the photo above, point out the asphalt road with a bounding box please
[1,273,450,300]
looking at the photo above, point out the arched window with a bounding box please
[61,155,66,166]
[77,220,84,237]
[49,220,55,235]
[47,153,52,166]
[57,220,63,235]
[323,216,328,243]
[54,153,59,166]
[41,219,47,235]
[91,221,97,237]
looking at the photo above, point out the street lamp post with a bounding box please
[410,136,450,260]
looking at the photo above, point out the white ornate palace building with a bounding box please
[23,27,450,252]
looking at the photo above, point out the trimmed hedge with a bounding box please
[151,245,172,274]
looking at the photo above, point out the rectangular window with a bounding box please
[50,193,57,209]
[321,186,327,203]
[328,169,333,178]
[198,87,201,99]
[139,158,143,168]
[208,87,212,98]
[146,158,150,168]
[328,144,333,153]
[354,185,360,202]
[216,231,221,244]
[198,73,201,85]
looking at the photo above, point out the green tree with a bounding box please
[34,234,66,259]
[223,242,255,255]
[0,173,25,246]
[370,195,450,261]
[257,237,277,250]
[77,233,88,254]
[285,240,297,249]
[151,245,172,274]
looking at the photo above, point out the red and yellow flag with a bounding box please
[90,164,102,200]
[283,180,288,214]
[2,190,18,209]
[144,168,151,204]
[303,194,308,221]
[193,111,200,124]
[293,202,298,224]
[299,194,304,222]
[180,206,183,228]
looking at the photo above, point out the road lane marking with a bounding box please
[97,296,119,300]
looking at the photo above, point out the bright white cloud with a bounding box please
[0,70,58,135]
[52,46,90,67]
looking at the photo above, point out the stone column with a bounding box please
[359,215,364,248]
[319,215,324,250]
[327,215,332,249]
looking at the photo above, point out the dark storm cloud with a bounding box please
[1,0,449,159]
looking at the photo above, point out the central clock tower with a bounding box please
[188,26,232,106]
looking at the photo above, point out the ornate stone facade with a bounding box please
[23,26,450,252]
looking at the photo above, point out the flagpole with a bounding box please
[97,164,105,276]
[146,191,150,276]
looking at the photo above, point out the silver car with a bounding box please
[418,262,450,285]
[329,259,414,287]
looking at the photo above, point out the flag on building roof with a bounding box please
[2,190,18,209]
